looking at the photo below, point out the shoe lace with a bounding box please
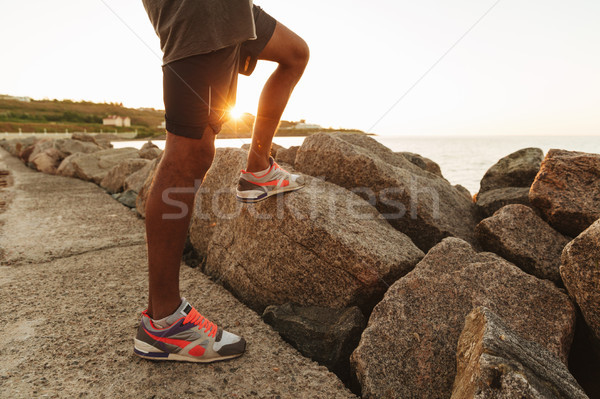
[183,308,218,338]
[273,162,292,180]
[273,161,287,173]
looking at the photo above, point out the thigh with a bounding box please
[238,5,277,75]
[257,22,308,65]
[163,45,240,139]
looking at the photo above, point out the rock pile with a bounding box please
[3,133,599,398]
[474,147,544,218]
[0,135,160,210]
[350,238,575,398]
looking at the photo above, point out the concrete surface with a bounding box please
[0,148,355,398]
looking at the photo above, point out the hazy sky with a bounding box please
[1,0,599,136]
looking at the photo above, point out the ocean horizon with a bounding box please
[112,134,600,195]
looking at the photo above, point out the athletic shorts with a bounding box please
[162,5,277,139]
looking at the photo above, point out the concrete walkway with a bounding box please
[0,148,355,398]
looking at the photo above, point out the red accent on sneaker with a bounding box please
[251,179,290,187]
[240,160,278,179]
[188,345,206,357]
[143,328,191,349]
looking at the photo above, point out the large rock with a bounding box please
[0,137,36,157]
[70,132,97,143]
[530,149,600,237]
[397,151,444,178]
[189,147,424,313]
[476,204,570,283]
[452,307,587,399]
[30,148,64,174]
[100,158,150,194]
[0,139,24,157]
[57,147,140,184]
[475,148,543,219]
[295,133,477,251]
[95,139,113,149]
[92,133,120,142]
[139,141,162,160]
[561,219,600,342]
[275,145,300,167]
[478,148,543,194]
[54,138,102,156]
[454,184,472,201]
[350,238,576,399]
[19,144,37,165]
[125,154,161,194]
[262,303,366,383]
[27,138,56,162]
[117,189,138,208]
[475,186,531,218]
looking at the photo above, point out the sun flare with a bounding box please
[229,105,244,120]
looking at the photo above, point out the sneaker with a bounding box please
[236,157,305,203]
[133,300,246,363]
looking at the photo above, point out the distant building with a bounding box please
[0,94,31,102]
[294,122,321,130]
[103,115,131,127]
[157,120,166,129]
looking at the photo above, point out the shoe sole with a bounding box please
[236,184,305,203]
[133,339,244,363]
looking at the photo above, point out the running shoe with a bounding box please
[236,157,305,203]
[133,299,246,363]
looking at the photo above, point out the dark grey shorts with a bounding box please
[162,5,276,139]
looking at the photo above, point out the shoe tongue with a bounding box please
[165,298,192,325]
[182,303,193,316]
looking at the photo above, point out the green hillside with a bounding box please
[0,96,364,139]
[0,97,164,137]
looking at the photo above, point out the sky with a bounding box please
[1,0,599,136]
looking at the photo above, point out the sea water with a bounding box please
[113,135,600,195]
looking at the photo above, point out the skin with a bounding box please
[146,22,309,319]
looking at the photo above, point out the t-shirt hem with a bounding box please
[162,35,257,66]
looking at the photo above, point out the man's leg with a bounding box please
[245,22,310,172]
[145,129,215,320]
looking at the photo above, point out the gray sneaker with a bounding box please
[134,299,246,363]
[236,157,305,203]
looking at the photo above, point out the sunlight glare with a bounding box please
[229,105,244,120]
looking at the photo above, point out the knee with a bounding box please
[283,38,310,76]
[162,133,216,181]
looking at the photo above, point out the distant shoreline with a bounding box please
[0,128,373,141]
[0,97,367,140]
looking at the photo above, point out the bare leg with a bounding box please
[145,129,216,319]
[245,22,310,172]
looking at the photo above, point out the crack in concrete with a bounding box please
[2,240,146,267]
